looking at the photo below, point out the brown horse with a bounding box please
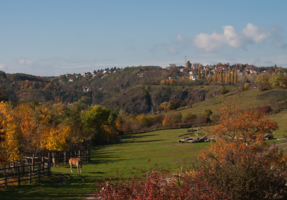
[69,158,82,173]
[52,154,59,168]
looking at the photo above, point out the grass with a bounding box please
[166,89,268,117]
[269,109,287,138]
[0,128,211,200]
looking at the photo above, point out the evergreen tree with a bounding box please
[234,69,238,84]
[198,69,202,80]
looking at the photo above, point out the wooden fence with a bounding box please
[23,149,91,165]
[0,158,50,189]
[0,149,90,188]
[125,122,216,135]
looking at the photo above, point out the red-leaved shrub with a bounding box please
[94,169,229,200]
[257,105,271,113]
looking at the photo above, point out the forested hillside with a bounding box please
[0,65,286,114]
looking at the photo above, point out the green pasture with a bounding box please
[0,128,210,200]
[168,89,280,117]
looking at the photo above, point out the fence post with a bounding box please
[48,152,50,163]
[64,151,67,165]
[47,160,50,179]
[86,150,88,163]
[42,160,44,176]
[32,153,35,172]
[18,166,21,186]
[38,163,41,182]
[4,167,7,189]
[78,150,81,158]
[29,165,31,184]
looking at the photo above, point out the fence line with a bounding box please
[23,149,91,166]
[125,122,216,135]
[0,149,90,188]
[0,159,50,189]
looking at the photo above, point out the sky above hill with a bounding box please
[0,0,287,76]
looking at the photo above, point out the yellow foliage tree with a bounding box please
[162,116,172,126]
[0,102,21,163]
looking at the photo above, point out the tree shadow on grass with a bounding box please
[121,134,158,140]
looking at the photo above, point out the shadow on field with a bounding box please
[121,134,158,140]
[0,173,101,200]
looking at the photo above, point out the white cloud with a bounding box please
[0,63,7,70]
[242,23,270,43]
[193,23,276,52]
[18,59,34,65]
[176,34,185,42]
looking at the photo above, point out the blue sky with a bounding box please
[0,0,286,76]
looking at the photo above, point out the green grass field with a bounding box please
[0,128,211,200]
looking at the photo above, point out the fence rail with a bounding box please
[0,149,90,188]
[0,159,50,189]
[125,122,216,135]
[23,149,91,166]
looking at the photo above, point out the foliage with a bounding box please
[220,87,228,95]
[162,115,172,126]
[0,102,21,163]
[196,105,286,199]
[204,109,213,122]
[257,105,272,113]
[182,112,197,122]
[81,105,117,140]
[243,82,250,90]
[94,168,229,200]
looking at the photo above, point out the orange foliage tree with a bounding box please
[196,105,287,199]
[0,102,71,163]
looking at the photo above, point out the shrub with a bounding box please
[94,168,230,199]
[243,82,250,90]
[182,112,197,123]
[257,105,271,113]
[169,112,182,123]
[196,105,286,200]
[162,116,172,126]
[220,87,228,95]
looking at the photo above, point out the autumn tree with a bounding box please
[0,102,20,163]
[185,60,191,69]
[198,69,202,80]
[162,115,172,126]
[196,105,287,199]
[81,105,117,141]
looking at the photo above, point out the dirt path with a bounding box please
[268,141,287,150]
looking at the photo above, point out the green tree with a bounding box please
[81,105,115,140]
[185,61,191,69]
[204,109,213,122]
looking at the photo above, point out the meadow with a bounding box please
[0,128,211,200]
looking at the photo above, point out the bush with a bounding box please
[243,82,250,90]
[182,112,197,122]
[220,87,228,95]
[196,147,287,200]
[94,168,229,199]
[257,105,271,113]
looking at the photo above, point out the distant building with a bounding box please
[169,64,176,68]
[189,75,198,81]
[193,63,201,68]
[180,68,188,73]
